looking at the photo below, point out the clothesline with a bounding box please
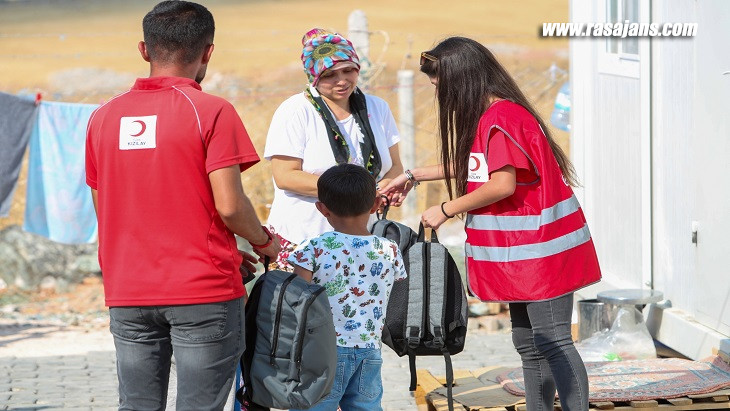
[0,91,98,244]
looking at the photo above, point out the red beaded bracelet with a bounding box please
[250,226,274,249]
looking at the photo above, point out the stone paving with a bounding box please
[1,351,118,411]
[380,330,520,411]
[1,326,520,410]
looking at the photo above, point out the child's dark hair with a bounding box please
[142,1,215,64]
[317,164,377,217]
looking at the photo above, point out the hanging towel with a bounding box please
[24,101,99,244]
[0,92,38,217]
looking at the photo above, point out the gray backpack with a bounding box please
[237,267,337,410]
[380,224,468,411]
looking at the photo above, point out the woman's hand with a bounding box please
[421,205,449,230]
[380,173,412,207]
[419,165,518,230]
[377,177,392,193]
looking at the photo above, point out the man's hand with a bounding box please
[250,227,281,262]
[253,239,281,261]
[238,249,259,274]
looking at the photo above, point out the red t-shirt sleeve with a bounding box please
[487,129,537,183]
[205,102,260,174]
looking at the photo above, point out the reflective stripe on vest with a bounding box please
[465,224,591,262]
[465,195,581,231]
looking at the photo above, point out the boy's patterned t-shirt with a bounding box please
[288,231,407,348]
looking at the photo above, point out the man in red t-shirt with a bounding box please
[85,2,280,409]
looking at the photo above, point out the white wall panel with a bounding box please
[693,0,730,336]
[651,0,696,319]
[588,75,644,288]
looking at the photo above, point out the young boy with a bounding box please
[288,163,407,411]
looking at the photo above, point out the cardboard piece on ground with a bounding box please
[474,366,513,385]
[425,368,525,410]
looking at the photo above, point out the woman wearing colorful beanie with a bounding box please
[263,28,404,271]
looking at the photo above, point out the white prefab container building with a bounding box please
[570,0,730,359]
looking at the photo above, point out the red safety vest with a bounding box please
[464,101,601,302]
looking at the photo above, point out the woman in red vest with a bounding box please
[382,37,601,411]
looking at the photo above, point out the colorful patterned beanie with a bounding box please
[301,28,360,85]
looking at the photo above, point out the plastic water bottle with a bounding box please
[550,81,570,132]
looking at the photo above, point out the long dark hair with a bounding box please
[420,37,578,198]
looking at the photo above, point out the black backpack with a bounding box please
[380,223,468,411]
[369,196,418,255]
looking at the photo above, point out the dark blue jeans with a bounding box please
[109,297,245,411]
[509,293,589,411]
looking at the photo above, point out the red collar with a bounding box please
[132,76,202,91]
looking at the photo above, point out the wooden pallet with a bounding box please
[417,368,730,411]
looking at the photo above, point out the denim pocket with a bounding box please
[358,357,383,399]
[109,307,145,340]
[325,360,346,400]
[168,300,230,342]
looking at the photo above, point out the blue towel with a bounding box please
[0,92,37,217]
[24,101,99,244]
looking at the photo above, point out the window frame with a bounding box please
[597,0,641,78]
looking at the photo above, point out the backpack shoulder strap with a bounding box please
[442,348,455,411]
[427,238,448,348]
[404,244,426,351]
[395,223,414,252]
[370,219,388,238]
[426,230,456,411]
[408,352,418,391]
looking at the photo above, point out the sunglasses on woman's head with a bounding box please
[420,51,438,66]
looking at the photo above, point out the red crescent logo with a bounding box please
[130,120,146,137]
[469,155,480,171]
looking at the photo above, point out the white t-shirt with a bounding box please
[288,231,408,348]
[264,87,400,244]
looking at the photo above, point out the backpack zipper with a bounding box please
[270,274,297,366]
[294,287,326,378]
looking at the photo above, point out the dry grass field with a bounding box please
[0,0,569,229]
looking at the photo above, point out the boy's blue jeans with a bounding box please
[293,346,383,411]
[109,297,245,411]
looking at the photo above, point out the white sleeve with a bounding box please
[263,95,307,160]
[368,95,400,147]
[382,104,400,147]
